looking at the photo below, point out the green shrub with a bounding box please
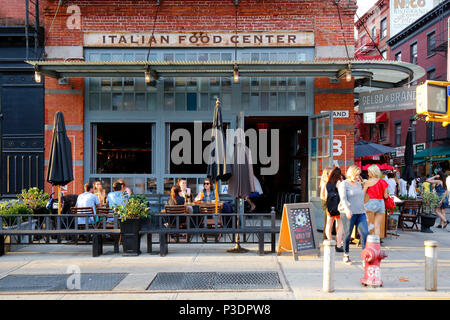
[421,191,440,215]
[0,200,33,216]
[17,187,49,210]
[113,194,150,222]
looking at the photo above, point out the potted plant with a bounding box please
[113,194,150,256]
[0,200,33,225]
[0,200,33,248]
[17,187,50,215]
[420,191,440,233]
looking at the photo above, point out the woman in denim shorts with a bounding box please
[363,165,389,237]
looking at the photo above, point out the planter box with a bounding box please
[120,218,142,256]
[420,214,437,233]
[3,220,36,253]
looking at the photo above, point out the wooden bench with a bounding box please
[0,214,120,257]
[140,209,278,256]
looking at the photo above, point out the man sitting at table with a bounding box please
[107,181,129,209]
[75,182,100,226]
[106,181,130,221]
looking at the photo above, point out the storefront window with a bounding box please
[166,122,229,174]
[241,77,307,112]
[94,123,153,174]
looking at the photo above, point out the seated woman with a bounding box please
[195,178,218,203]
[167,185,185,206]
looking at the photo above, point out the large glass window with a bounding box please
[427,31,436,56]
[94,123,153,174]
[241,77,306,112]
[395,122,402,146]
[427,68,436,80]
[380,18,387,39]
[410,42,418,64]
[166,122,229,174]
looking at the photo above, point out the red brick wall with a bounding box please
[42,0,357,192]
[44,77,85,195]
[43,0,356,47]
[315,77,355,173]
[0,0,45,26]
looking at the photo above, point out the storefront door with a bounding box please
[308,112,333,231]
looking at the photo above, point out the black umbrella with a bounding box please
[354,140,395,158]
[227,128,255,199]
[402,127,415,188]
[227,126,256,253]
[47,111,74,214]
[207,98,232,213]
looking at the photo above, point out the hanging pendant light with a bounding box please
[233,64,239,83]
[34,68,42,83]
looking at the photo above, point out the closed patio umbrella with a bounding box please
[402,127,415,189]
[354,140,395,158]
[206,98,232,213]
[227,126,256,253]
[47,111,73,214]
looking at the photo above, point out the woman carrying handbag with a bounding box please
[325,167,344,253]
[338,165,369,265]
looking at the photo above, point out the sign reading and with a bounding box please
[321,110,350,118]
[277,203,320,261]
[84,31,315,48]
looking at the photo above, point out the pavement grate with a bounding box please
[0,273,128,292]
[147,272,282,291]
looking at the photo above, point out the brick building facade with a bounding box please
[40,0,358,205]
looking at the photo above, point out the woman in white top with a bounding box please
[384,172,397,196]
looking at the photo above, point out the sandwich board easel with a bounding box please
[277,202,320,261]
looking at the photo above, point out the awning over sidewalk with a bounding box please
[27,59,425,88]
[414,145,450,163]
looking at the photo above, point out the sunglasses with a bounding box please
[204,182,210,185]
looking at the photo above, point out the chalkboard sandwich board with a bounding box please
[277,202,320,260]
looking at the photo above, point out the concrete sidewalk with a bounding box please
[0,226,449,300]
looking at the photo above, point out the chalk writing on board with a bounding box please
[288,208,315,251]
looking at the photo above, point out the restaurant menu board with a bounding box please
[277,203,320,260]
[289,207,315,251]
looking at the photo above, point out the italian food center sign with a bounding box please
[84,31,314,47]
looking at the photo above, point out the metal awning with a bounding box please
[26,59,425,89]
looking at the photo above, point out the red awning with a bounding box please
[376,112,387,122]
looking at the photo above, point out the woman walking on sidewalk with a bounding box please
[325,167,344,252]
[427,172,449,228]
[363,165,389,237]
[338,165,369,265]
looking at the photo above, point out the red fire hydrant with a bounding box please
[361,235,387,287]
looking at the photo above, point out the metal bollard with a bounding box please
[424,240,438,291]
[322,240,336,293]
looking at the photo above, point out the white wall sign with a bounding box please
[364,112,376,124]
[333,135,347,173]
[390,0,434,38]
[321,110,349,118]
[84,31,314,48]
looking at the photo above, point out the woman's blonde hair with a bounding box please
[320,167,332,183]
[367,164,381,178]
[346,165,361,180]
